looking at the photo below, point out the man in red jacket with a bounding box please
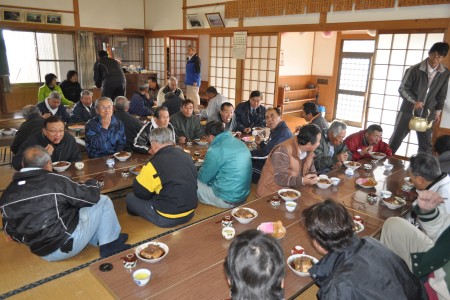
[344,124,392,161]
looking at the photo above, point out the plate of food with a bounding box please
[343,161,361,170]
[353,221,364,234]
[356,177,378,189]
[52,161,71,172]
[129,165,143,175]
[241,136,255,143]
[370,152,386,160]
[316,178,332,189]
[278,188,301,201]
[382,196,406,210]
[231,207,258,224]
[287,254,318,277]
[114,151,131,162]
[257,221,286,239]
[135,242,169,263]
[194,138,208,146]
[67,124,85,131]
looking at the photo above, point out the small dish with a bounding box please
[356,177,378,189]
[52,161,71,172]
[343,161,361,170]
[287,254,318,277]
[135,242,169,263]
[330,177,340,186]
[222,227,236,240]
[285,201,297,212]
[278,188,301,201]
[231,207,258,224]
[113,151,131,162]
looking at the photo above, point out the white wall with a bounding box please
[279,32,314,76]
[311,32,337,76]
[199,34,209,80]
[145,0,183,31]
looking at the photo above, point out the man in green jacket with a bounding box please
[198,121,252,208]
[170,99,203,143]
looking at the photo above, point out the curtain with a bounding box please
[0,30,11,93]
[78,31,96,89]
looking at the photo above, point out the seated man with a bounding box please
[12,116,81,171]
[36,91,70,123]
[69,90,96,123]
[198,121,252,208]
[199,86,228,122]
[224,229,285,299]
[235,90,266,134]
[11,105,45,154]
[170,99,203,143]
[113,96,143,152]
[126,128,198,227]
[85,97,126,158]
[156,76,185,106]
[251,107,293,183]
[344,124,392,161]
[128,80,153,117]
[409,153,450,212]
[133,106,175,154]
[313,120,351,174]
[1,146,130,261]
[303,199,424,299]
[216,102,237,132]
[434,135,450,173]
[295,102,329,134]
[162,92,182,116]
[256,124,320,198]
[381,191,450,299]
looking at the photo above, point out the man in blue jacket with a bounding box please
[198,121,252,208]
[185,45,201,109]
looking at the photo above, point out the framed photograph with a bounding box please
[46,14,62,25]
[26,12,43,23]
[205,13,224,28]
[187,14,202,28]
[2,10,21,22]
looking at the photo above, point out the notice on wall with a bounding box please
[439,81,450,129]
[232,31,247,59]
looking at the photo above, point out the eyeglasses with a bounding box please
[45,129,65,135]
[98,105,113,111]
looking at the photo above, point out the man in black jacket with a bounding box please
[1,145,130,261]
[93,50,126,99]
[12,116,82,170]
[235,90,266,133]
[302,200,425,300]
[11,105,45,154]
[69,90,96,123]
[113,96,143,152]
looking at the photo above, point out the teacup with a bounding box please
[291,245,305,255]
[380,190,392,198]
[345,168,354,176]
[384,163,393,171]
[285,201,297,212]
[319,174,329,180]
[75,162,84,170]
[121,254,137,269]
[222,216,233,227]
[133,269,151,286]
[222,227,235,240]
[330,177,340,186]
[270,196,281,207]
[364,164,372,170]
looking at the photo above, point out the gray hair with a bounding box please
[95,97,113,109]
[169,76,178,84]
[409,153,441,181]
[138,80,149,91]
[328,120,347,137]
[80,90,93,98]
[149,127,174,145]
[48,91,62,101]
[22,105,42,120]
[114,96,129,111]
[22,145,51,168]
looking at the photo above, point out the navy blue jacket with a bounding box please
[251,121,292,158]
[69,101,96,123]
[128,91,153,116]
[235,101,266,132]
[185,54,201,86]
[85,115,126,158]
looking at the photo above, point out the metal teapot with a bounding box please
[408,108,433,132]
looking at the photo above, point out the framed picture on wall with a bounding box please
[187,14,202,28]
[26,12,43,23]
[46,14,62,25]
[205,13,224,28]
[2,10,21,22]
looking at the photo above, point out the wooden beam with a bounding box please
[320,12,327,24]
[183,2,226,9]
[73,0,80,29]
[0,4,74,14]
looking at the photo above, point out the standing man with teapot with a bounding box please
[389,42,449,154]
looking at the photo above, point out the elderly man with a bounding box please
[1,146,130,260]
[12,116,81,171]
[69,90,96,123]
[256,124,320,198]
[199,86,227,122]
[127,128,198,227]
[133,106,175,154]
[157,76,185,106]
[344,124,392,161]
[93,50,126,99]
[11,105,45,154]
[434,135,450,173]
[381,190,450,299]
[198,121,252,208]
[113,96,143,152]
[128,80,153,117]
[303,200,424,299]
[185,45,201,109]
[235,90,266,134]
[85,97,126,158]
[314,120,351,174]
[389,42,449,154]
[408,153,450,212]
[162,92,183,116]
[170,99,203,143]
[251,107,293,183]
[36,91,70,123]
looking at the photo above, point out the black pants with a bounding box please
[101,82,126,100]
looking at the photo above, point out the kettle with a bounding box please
[408,108,433,132]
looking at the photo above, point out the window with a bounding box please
[148,37,166,88]
[3,30,75,83]
[210,36,237,105]
[94,35,144,67]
